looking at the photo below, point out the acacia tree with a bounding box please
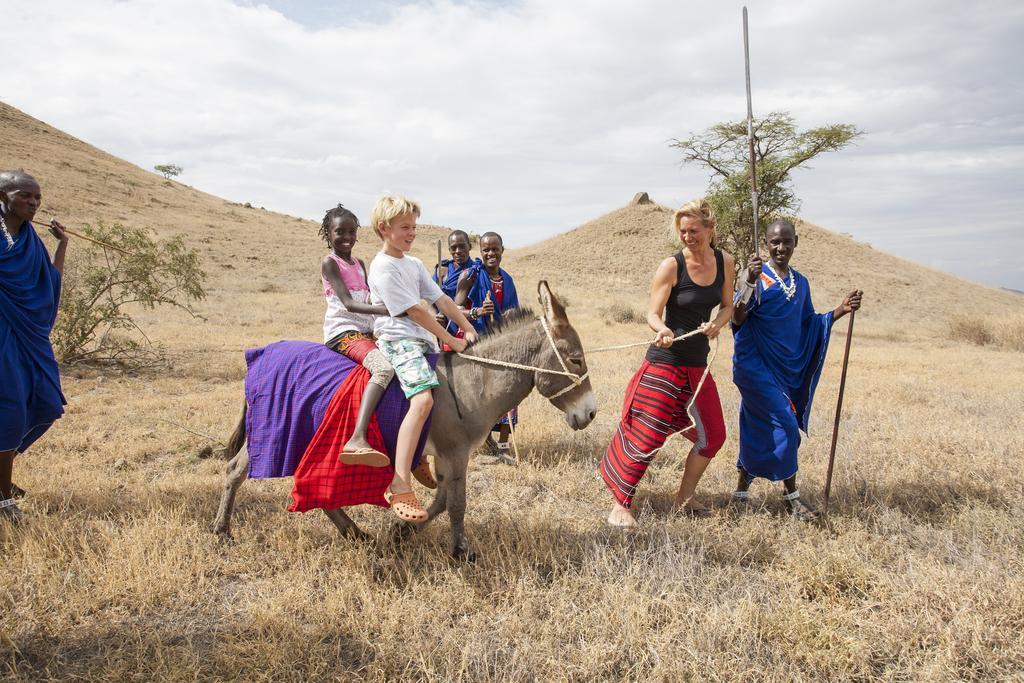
[670,111,861,266]
[154,164,183,179]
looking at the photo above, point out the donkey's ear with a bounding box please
[537,280,568,325]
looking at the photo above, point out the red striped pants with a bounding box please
[600,360,726,509]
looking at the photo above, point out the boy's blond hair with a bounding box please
[371,194,421,239]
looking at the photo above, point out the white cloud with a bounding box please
[6,0,1024,288]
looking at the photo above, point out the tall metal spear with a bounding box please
[742,6,761,303]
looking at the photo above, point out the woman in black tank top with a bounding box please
[600,198,736,528]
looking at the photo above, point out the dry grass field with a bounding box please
[2,101,1024,681]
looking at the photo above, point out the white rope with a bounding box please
[584,328,703,354]
[454,316,719,462]
[455,317,588,400]
[590,326,721,458]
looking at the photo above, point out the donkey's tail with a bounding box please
[220,398,248,460]
[198,398,247,460]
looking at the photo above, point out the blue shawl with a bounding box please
[434,257,480,335]
[0,222,65,452]
[730,266,833,480]
[464,265,520,335]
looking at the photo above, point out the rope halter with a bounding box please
[455,316,588,401]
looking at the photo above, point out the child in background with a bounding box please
[319,204,394,466]
[367,195,477,522]
[454,231,520,461]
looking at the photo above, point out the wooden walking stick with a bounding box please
[434,239,444,346]
[36,213,133,255]
[822,309,856,515]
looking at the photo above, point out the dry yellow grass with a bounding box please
[3,102,1024,680]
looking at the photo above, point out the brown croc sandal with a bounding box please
[412,457,437,489]
[339,447,389,468]
[384,489,428,523]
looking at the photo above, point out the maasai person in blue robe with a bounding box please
[0,169,70,523]
[454,232,521,462]
[730,219,862,520]
[432,229,480,336]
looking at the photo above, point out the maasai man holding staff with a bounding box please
[731,219,862,520]
[0,170,69,523]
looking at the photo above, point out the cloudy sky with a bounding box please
[7,0,1024,289]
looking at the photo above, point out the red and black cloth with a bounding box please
[600,360,726,509]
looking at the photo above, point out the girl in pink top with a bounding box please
[320,205,395,465]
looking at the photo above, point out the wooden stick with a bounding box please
[35,214,133,255]
[822,309,856,516]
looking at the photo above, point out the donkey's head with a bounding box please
[534,281,597,430]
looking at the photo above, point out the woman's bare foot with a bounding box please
[672,496,711,517]
[607,503,637,528]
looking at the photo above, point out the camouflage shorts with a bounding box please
[375,338,438,399]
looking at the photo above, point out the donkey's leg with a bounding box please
[445,449,474,560]
[213,447,249,539]
[425,456,450,522]
[322,508,370,541]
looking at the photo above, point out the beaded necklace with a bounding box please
[765,262,797,301]
[0,209,14,250]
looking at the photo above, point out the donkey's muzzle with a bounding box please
[564,392,598,430]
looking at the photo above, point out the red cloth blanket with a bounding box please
[289,366,392,511]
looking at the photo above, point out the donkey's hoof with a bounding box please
[215,529,235,545]
[344,525,372,542]
[450,544,478,563]
[389,521,417,543]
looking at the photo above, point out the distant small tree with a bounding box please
[154,164,183,179]
[53,222,206,367]
[670,111,861,266]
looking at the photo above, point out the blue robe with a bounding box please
[730,266,833,480]
[464,265,520,335]
[0,222,65,453]
[433,257,480,335]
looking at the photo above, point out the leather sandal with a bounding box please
[412,458,437,489]
[384,489,428,523]
[339,447,389,468]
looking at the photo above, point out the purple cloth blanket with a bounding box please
[244,340,435,479]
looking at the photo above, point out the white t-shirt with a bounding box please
[368,251,445,347]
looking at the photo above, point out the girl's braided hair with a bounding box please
[319,204,359,244]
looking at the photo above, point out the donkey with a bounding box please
[213,281,596,558]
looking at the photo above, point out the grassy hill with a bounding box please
[513,199,1023,339]
[2,101,1022,680]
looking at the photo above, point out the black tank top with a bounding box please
[645,249,724,368]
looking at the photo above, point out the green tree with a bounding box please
[670,111,861,266]
[154,163,183,179]
[53,222,206,366]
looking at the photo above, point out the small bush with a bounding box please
[603,303,643,325]
[948,314,1024,351]
[948,315,995,347]
[53,222,206,366]
[1004,318,1024,352]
